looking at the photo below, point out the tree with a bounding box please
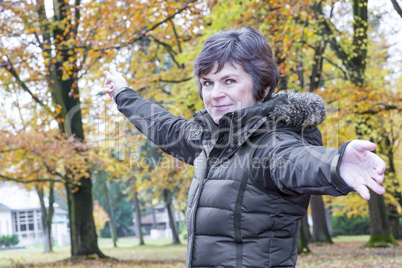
[163,189,181,245]
[310,196,333,244]
[315,0,399,247]
[0,128,87,252]
[95,170,118,247]
[131,139,191,244]
[1,0,203,257]
[297,217,311,254]
[132,190,145,245]
[37,183,55,252]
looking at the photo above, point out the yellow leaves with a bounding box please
[330,192,369,218]
[303,28,315,37]
[55,105,62,114]
[93,200,109,235]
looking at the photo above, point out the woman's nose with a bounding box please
[211,83,225,100]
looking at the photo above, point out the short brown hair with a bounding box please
[194,26,279,101]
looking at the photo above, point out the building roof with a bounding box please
[141,211,169,225]
[0,203,11,211]
[0,186,40,210]
[0,185,66,215]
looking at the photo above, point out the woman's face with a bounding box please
[200,62,260,124]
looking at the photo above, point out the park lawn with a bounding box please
[0,236,400,267]
[297,237,402,268]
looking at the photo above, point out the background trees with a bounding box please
[0,0,203,257]
[1,0,401,258]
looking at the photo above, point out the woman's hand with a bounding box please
[104,70,128,98]
[340,140,386,200]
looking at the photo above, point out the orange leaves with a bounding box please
[0,129,89,186]
[319,83,401,119]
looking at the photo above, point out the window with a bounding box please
[12,212,18,232]
[11,210,43,240]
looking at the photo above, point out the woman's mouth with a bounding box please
[213,104,233,110]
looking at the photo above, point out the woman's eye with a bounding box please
[203,81,213,87]
[226,79,236,85]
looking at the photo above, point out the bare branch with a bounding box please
[155,77,193,84]
[322,55,348,79]
[141,0,197,35]
[1,56,52,114]
[169,18,182,53]
[0,148,20,153]
[149,35,182,69]
[0,174,63,184]
[359,104,400,115]
[391,0,402,18]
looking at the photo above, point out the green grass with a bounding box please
[0,237,187,267]
[332,235,370,242]
[0,236,400,267]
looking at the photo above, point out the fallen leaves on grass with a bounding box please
[297,241,402,268]
[7,259,185,268]
[1,240,401,267]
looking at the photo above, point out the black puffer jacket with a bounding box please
[115,88,354,268]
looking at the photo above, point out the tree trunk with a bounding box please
[151,205,157,230]
[37,183,54,252]
[302,214,312,243]
[297,217,310,254]
[132,191,145,245]
[388,205,401,239]
[364,190,398,247]
[310,196,333,244]
[66,179,105,257]
[163,189,180,244]
[308,41,327,92]
[381,145,402,239]
[275,48,288,91]
[103,180,117,247]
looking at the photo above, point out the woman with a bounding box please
[104,27,385,268]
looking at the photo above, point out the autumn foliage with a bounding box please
[0,0,401,260]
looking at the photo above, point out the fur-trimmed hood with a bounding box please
[269,91,327,127]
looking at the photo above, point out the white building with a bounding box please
[0,186,70,247]
[140,204,184,239]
